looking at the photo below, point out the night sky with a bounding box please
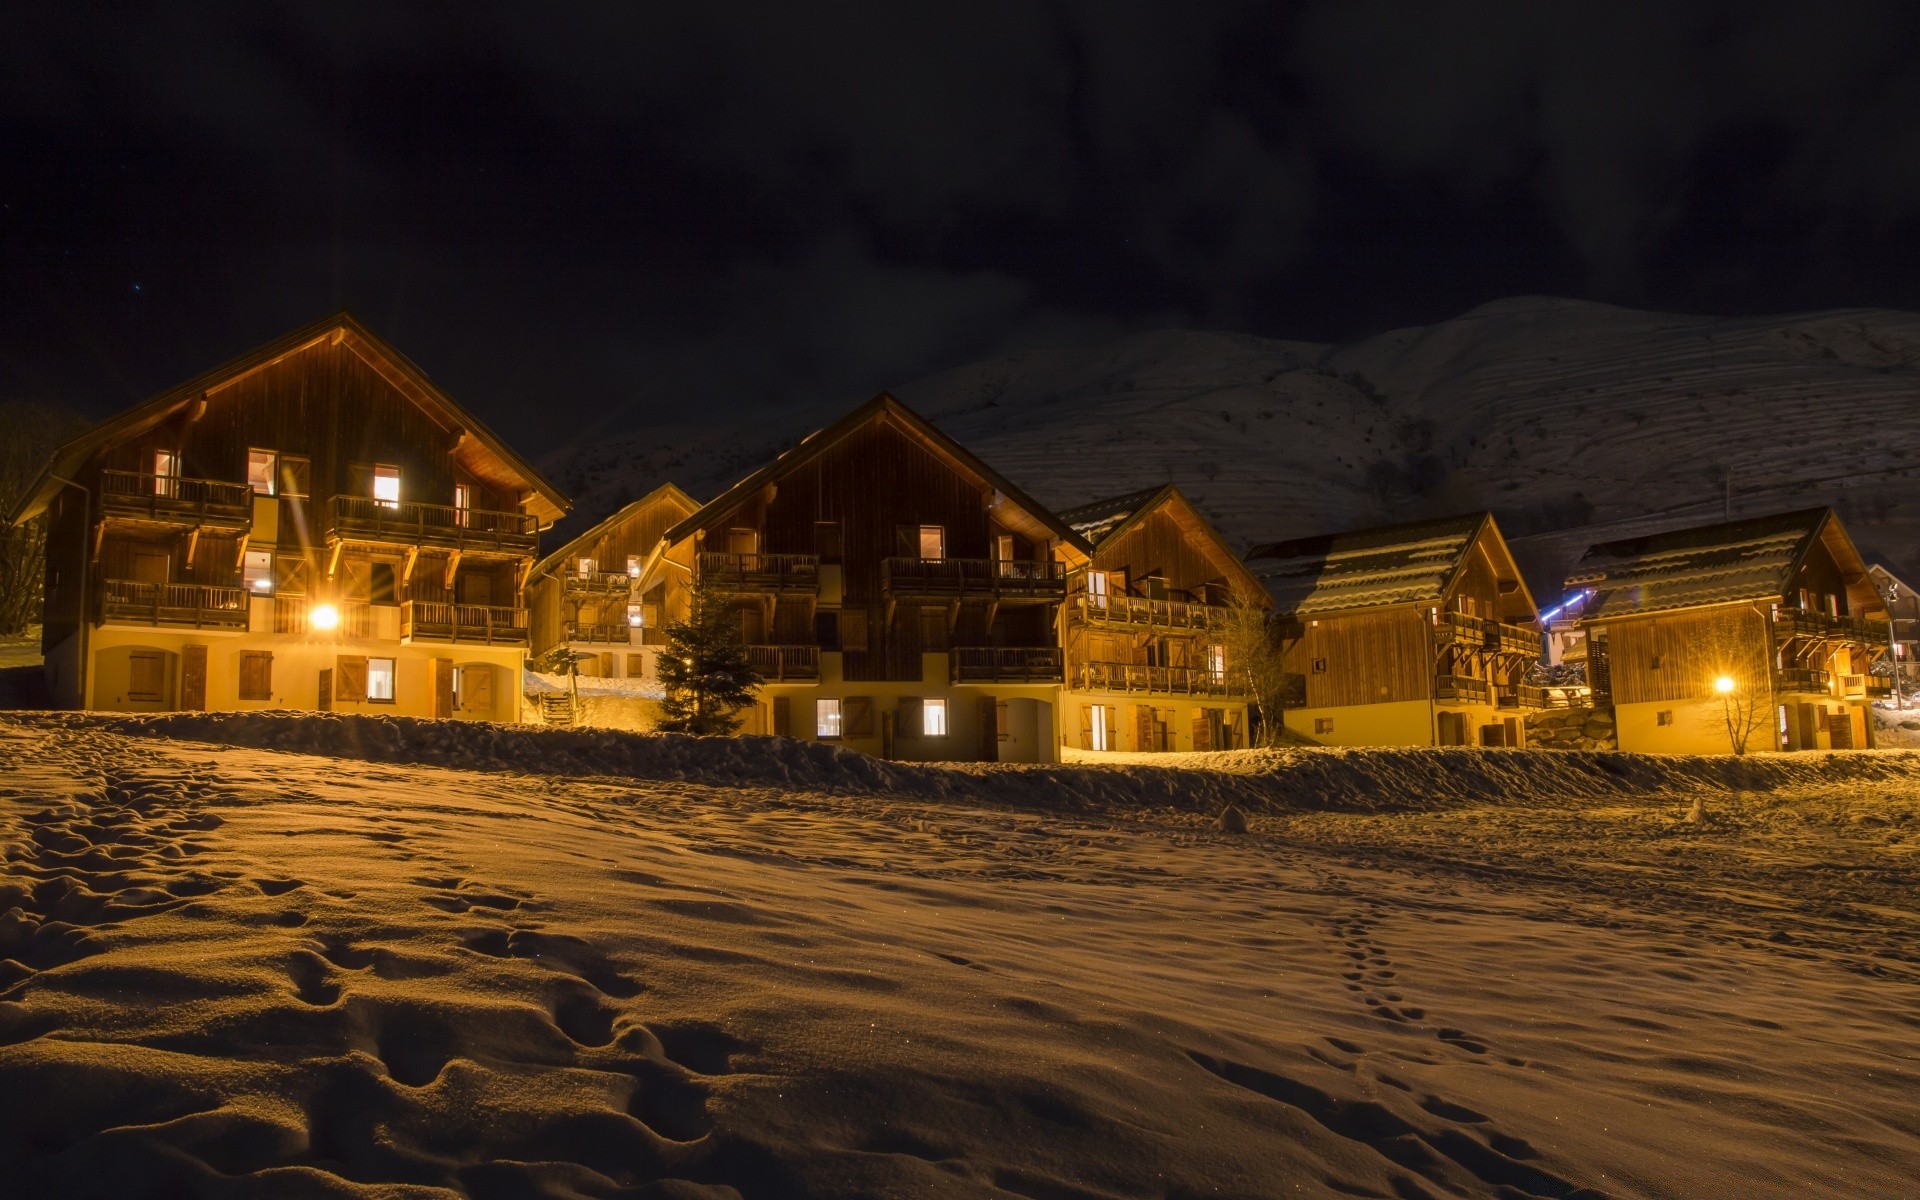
[7,3,1920,458]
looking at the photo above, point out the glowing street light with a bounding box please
[1714,674,1736,695]
[309,603,341,631]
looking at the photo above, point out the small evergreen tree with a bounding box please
[657,576,761,735]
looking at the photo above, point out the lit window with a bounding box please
[919,525,945,559]
[923,697,948,736]
[1089,703,1110,750]
[627,554,642,577]
[1314,717,1334,735]
[816,698,843,738]
[577,557,597,578]
[373,465,400,509]
[627,604,644,627]
[247,449,277,495]
[453,483,472,526]
[367,657,396,702]
[1087,570,1109,609]
[1656,710,1674,726]
[153,449,178,495]
[242,549,275,593]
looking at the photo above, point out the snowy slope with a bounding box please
[544,298,1920,590]
[5,711,1920,1197]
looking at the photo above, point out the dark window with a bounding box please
[815,610,841,650]
[814,521,843,564]
[370,563,396,604]
[1311,657,1328,674]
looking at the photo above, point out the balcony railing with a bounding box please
[954,646,1065,683]
[99,470,254,527]
[1496,682,1549,709]
[563,620,634,645]
[1867,674,1896,699]
[1776,666,1832,694]
[1434,674,1492,704]
[1490,621,1541,656]
[1070,591,1231,632]
[697,552,819,593]
[100,579,250,630]
[884,557,1067,600]
[747,644,820,681]
[1070,659,1234,695]
[274,597,373,637]
[330,495,538,554]
[1435,611,1539,656]
[401,600,529,645]
[562,571,636,596]
[1774,609,1885,646]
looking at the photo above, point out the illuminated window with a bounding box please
[1656,710,1674,726]
[923,697,948,736]
[372,465,400,509]
[627,603,644,628]
[454,483,472,526]
[1087,570,1110,609]
[1088,703,1110,750]
[367,657,396,703]
[816,697,843,739]
[242,549,275,594]
[577,557,597,577]
[153,449,178,496]
[1207,644,1227,682]
[247,449,277,495]
[919,525,945,559]
[626,554,642,577]
[1314,717,1334,735]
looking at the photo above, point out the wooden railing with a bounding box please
[1774,609,1884,646]
[1496,682,1549,709]
[1776,666,1831,694]
[1490,621,1541,656]
[330,495,537,553]
[1866,673,1897,698]
[273,597,372,637]
[1434,674,1492,703]
[884,557,1066,599]
[1070,659,1233,695]
[697,552,819,593]
[401,600,529,645]
[1436,611,1539,656]
[99,470,254,525]
[562,570,635,595]
[1069,591,1230,631]
[563,620,632,645]
[100,579,250,629]
[747,644,820,680]
[953,646,1065,683]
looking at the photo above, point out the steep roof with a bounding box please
[1565,507,1869,619]
[9,311,570,526]
[1058,483,1267,601]
[661,393,1092,556]
[1245,513,1505,617]
[527,482,700,582]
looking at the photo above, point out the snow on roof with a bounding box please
[1244,514,1487,616]
[1056,485,1166,545]
[1565,508,1832,619]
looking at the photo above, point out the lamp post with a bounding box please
[1879,579,1904,711]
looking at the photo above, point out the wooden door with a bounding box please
[434,658,454,719]
[1827,709,1853,749]
[317,668,333,711]
[464,665,493,715]
[180,644,207,711]
[977,694,998,761]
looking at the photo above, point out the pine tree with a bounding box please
[657,576,762,735]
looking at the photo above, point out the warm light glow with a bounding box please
[310,603,341,631]
[1714,674,1736,694]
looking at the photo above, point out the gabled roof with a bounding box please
[1059,483,1267,601]
[1565,507,1873,619]
[661,392,1092,556]
[9,311,569,525]
[1866,554,1918,594]
[527,482,700,582]
[1246,512,1521,617]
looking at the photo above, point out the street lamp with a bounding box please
[309,603,341,632]
[1714,674,1736,695]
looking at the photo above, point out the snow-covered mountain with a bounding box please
[543,297,1920,595]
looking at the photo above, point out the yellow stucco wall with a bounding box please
[1615,696,1870,754]
[1284,699,1434,747]
[1060,690,1253,754]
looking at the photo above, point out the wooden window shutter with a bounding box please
[1134,704,1154,751]
[599,652,615,677]
[772,695,791,736]
[1191,711,1214,752]
[626,654,645,679]
[1079,704,1094,748]
[841,608,869,651]
[896,696,923,738]
[336,655,368,702]
[977,695,998,760]
[1104,705,1117,752]
[843,696,874,737]
[465,665,494,712]
[180,644,207,711]
[434,658,454,718]
[240,651,274,701]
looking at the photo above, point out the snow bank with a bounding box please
[23,710,1920,817]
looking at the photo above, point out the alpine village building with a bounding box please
[1565,508,1892,753]
[638,394,1088,762]
[1056,485,1269,753]
[1247,513,1546,748]
[1865,557,1919,697]
[10,314,568,721]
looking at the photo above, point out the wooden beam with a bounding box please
[91,521,105,563]
[401,545,418,586]
[326,539,344,581]
[233,532,249,569]
[443,548,462,590]
[184,527,200,567]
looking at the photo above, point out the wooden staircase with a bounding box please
[536,693,575,727]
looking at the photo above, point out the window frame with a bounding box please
[247,448,278,496]
[238,650,274,701]
[372,464,401,509]
[242,549,276,595]
[153,449,179,496]
[366,657,397,704]
[918,525,945,560]
[922,696,948,737]
[815,697,843,739]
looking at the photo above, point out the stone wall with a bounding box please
[1526,705,1617,751]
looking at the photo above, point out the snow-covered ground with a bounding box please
[3,711,1919,1198]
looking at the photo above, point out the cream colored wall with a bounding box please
[1285,699,1433,747]
[1060,689,1253,753]
[1614,699,1778,754]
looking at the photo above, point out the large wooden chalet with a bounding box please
[1056,485,1269,753]
[1247,513,1545,747]
[639,394,1089,761]
[9,314,566,720]
[1566,508,1890,753]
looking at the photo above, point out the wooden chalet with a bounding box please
[1055,485,1269,753]
[1567,508,1890,752]
[10,313,566,720]
[1865,557,1918,699]
[524,483,699,686]
[1246,513,1544,747]
[643,393,1089,760]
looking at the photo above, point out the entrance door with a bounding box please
[180,644,207,711]
[317,668,333,711]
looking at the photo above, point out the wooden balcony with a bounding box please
[273,597,373,637]
[748,644,820,681]
[99,470,253,529]
[1866,674,1896,699]
[1774,609,1885,647]
[562,570,635,596]
[883,558,1066,602]
[697,552,819,594]
[1436,612,1539,657]
[1433,674,1492,704]
[1070,660,1234,696]
[563,620,633,645]
[1495,682,1549,710]
[1490,621,1541,656]
[1776,666,1831,695]
[99,579,249,630]
[330,495,538,555]
[1069,592,1231,632]
[401,600,529,645]
[953,646,1065,684]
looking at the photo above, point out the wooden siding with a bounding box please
[1283,608,1432,708]
[1092,506,1230,599]
[1605,603,1772,706]
[529,490,695,654]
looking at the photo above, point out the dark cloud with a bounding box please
[3,2,1920,459]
